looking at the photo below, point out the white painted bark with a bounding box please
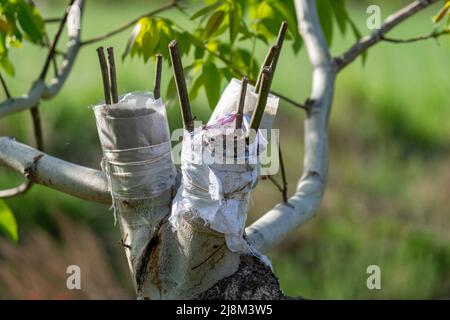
[93,94,240,299]
[246,0,335,253]
[0,137,110,204]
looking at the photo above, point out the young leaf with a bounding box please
[0,199,18,242]
[348,19,367,65]
[205,10,226,38]
[0,56,15,76]
[316,0,334,46]
[202,62,221,109]
[16,0,45,44]
[330,0,348,36]
[189,72,204,100]
[191,1,224,21]
[229,2,240,44]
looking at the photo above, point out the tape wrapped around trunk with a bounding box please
[170,79,279,266]
[94,92,176,208]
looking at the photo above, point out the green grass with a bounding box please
[0,0,449,299]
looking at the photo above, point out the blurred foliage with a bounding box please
[0,0,45,76]
[0,199,17,242]
[123,0,363,108]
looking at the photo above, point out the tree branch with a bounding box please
[246,0,335,252]
[0,0,85,118]
[381,28,450,43]
[334,0,440,72]
[0,137,110,204]
[79,1,179,46]
[0,72,11,98]
[39,0,76,81]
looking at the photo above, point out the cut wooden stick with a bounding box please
[168,40,193,132]
[96,46,112,105]
[107,47,118,104]
[249,66,272,131]
[270,21,288,79]
[154,54,163,99]
[236,77,248,130]
[255,45,278,93]
[254,21,288,93]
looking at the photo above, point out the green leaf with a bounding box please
[316,0,334,46]
[191,1,224,21]
[189,72,204,100]
[16,0,45,44]
[0,56,14,76]
[202,62,221,109]
[166,75,177,106]
[194,45,205,60]
[205,10,226,38]
[330,0,348,36]
[348,19,367,65]
[122,18,147,60]
[0,199,18,242]
[229,2,240,44]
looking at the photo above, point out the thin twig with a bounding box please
[270,21,288,80]
[44,33,59,77]
[30,106,44,151]
[80,1,179,46]
[0,72,11,99]
[267,176,283,193]
[96,46,112,105]
[39,0,76,80]
[168,40,193,132]
[271,90,308,110]
[236,77,248,130]
[249,66,272,131]
[44,17,62,23]
[107,47,119,103]
[255,45,278,93]
[381,29,450,44]
[154,54,163,99]
[278,144,288,203]
[334,0,440,72]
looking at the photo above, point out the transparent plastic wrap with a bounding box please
[170,79,279,266]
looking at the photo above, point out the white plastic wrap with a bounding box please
[94,92,176,205]
[170,79,279,266]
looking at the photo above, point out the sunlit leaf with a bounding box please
[0,199,18,242]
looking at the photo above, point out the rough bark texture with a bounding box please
[197,255,284,300]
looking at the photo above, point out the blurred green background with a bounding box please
[0,0,449,299]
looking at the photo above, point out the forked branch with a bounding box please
[246,0,335,252]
